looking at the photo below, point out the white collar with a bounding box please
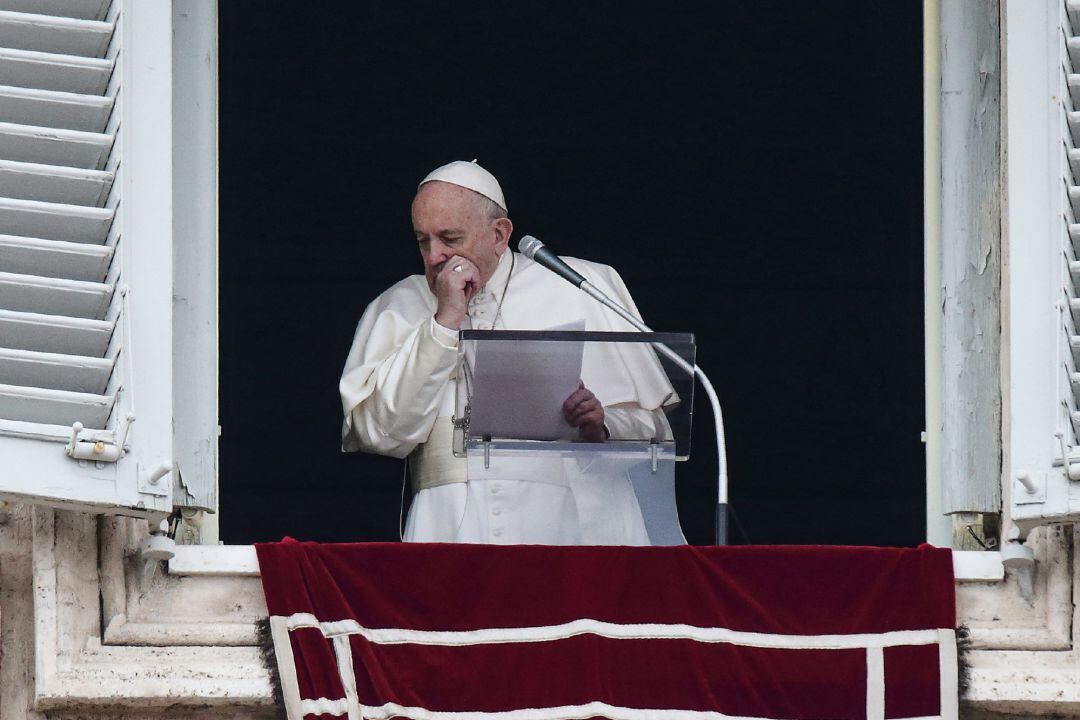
[469,249,514,306]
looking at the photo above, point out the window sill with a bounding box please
[168,545,1006,582]
[169,543,259,576]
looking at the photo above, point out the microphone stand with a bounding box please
[577,281,731,546]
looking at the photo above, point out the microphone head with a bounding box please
[518,235,543,259]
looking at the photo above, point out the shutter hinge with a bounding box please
[66,413,135,464]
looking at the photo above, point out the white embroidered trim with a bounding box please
[300,696,349,715]
[293,699,944,720]
[866,646,885,720]
[938,628,960,719]
[283,612,945,650]
[275,616,959,720]
[270,616,304,720]
[359,702,942,720]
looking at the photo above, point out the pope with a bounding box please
[339,160,674,545]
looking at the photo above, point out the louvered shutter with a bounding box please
[1003,0,1080,531]
[0,0,173,517]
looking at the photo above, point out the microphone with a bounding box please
[518,234,653,334]
[518,235,588,288]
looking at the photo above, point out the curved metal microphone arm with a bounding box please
[578,281,731,546]
[519,234,731,544]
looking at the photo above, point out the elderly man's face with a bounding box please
[412,181,509,291]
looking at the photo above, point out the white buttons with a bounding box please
[492,507,502,516]
[490,484,501,494]
[492,528,504,537]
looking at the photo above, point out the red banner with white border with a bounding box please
[256,541,957,720]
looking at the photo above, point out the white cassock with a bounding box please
[340,250,676,545]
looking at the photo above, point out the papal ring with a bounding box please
[453,265,463,273]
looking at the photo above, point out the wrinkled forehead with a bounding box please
[411,181,487,230]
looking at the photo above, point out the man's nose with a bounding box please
[427,239,450,263]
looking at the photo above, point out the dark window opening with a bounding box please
[219,2,925,546]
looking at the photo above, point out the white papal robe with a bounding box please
[340,250,675,545]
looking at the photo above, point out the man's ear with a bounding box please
[492,217,513,252]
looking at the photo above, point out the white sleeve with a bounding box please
[339,297,459,458]
[604,404,674,442]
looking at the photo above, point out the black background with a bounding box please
[218,2,925,546]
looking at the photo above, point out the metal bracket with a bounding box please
[1052,432,1080,481]
[452,415,467,458]
[66,414,135,464]
[483,436,491,470]
[650,443,659,474]
[1014,468,1046,504]
[137,462,173,497]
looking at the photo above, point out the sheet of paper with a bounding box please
[468,320,586,441]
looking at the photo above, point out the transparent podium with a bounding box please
[454,330,694,546]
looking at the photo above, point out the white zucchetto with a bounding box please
[418,159,507,212]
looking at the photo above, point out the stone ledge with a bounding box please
[167,544,1007,581]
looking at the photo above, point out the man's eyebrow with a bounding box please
[415,227,466,239]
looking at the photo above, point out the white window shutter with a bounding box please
[1003,0,1080,532]
[0,0,174,517]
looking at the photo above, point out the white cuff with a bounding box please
[429,316,459,349]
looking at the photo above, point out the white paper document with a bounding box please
[467,320,586,441]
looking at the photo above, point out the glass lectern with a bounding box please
[454,330,694,546]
